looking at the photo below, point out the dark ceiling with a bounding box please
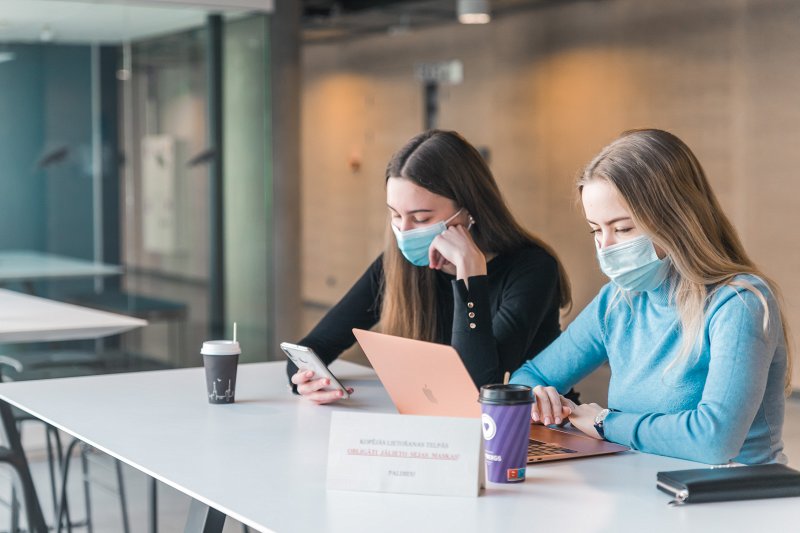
[301,0,591,44]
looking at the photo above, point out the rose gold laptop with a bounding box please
[352,329,628,463]
[353,328,481,418]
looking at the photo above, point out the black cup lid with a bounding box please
[478,384,533,405]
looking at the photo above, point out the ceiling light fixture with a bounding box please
[457,0,491,24]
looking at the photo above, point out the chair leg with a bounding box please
[51,428,78,532]
[80,446,93,533]
[0,402,48,533]
[11,420,25,533]
[77,447,132,533]
[45,426,62,524]
[114,460,130,533]
[56,438,82,533]
[10,484,19,533]
[17,417,64,532]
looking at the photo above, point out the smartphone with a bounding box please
[280,342,350,399]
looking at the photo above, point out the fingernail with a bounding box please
[555,417,562,424]
[338,390,343,397]
[531,412,539,422]
[544,416,551,426]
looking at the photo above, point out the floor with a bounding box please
[0,443,249,532]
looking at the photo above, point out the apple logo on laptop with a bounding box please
[422,384,438,404]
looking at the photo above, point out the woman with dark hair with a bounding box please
[290,129,574,406]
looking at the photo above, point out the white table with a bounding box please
[0,288,146,343]
[0,288,148,531]
[0,251,122,283]
[0,361,798,532]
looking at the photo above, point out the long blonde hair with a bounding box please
[381,130,571,341]
[578,129,792,394]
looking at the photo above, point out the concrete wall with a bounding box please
[300,0,800,385]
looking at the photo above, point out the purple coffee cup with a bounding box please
[478,384,534,483]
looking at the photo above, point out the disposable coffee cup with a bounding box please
[201,340,240,404]
[478,384,534,483]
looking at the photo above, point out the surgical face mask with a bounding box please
[596,234,671,292]
[391,208,463,267]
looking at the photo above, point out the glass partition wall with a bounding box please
[122,24,213,368]
[0,0,273,374]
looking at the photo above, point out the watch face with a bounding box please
[593,409,610,439]
[594,409,611,439]
[594,409,607,425]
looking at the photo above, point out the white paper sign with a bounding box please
[327,411,483,497]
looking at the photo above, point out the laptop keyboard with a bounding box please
[528,439,578,457]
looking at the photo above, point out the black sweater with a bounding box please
[287,244,571,393]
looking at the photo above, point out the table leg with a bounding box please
[0,401,48,533]
[184,499,225,533]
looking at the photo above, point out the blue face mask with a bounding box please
[392,208,463,267]
[596,234,671,292]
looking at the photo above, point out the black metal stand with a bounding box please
[184,499,225,533]
[0,402,48,533]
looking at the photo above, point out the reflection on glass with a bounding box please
[0,0,268,378]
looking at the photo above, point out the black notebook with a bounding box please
[656,464,800,505]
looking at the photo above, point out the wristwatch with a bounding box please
[593,408,612,439]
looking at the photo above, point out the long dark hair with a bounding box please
[381,129,571,341]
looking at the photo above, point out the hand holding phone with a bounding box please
[281,342,351,401]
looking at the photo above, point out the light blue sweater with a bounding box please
[510,275,787,465]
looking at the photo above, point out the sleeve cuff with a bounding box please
[509,368,538,388]
[602,411,639,447]
[452,275,490,333]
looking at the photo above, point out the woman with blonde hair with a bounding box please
[290,129,575,404]
[511,128,791,464]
